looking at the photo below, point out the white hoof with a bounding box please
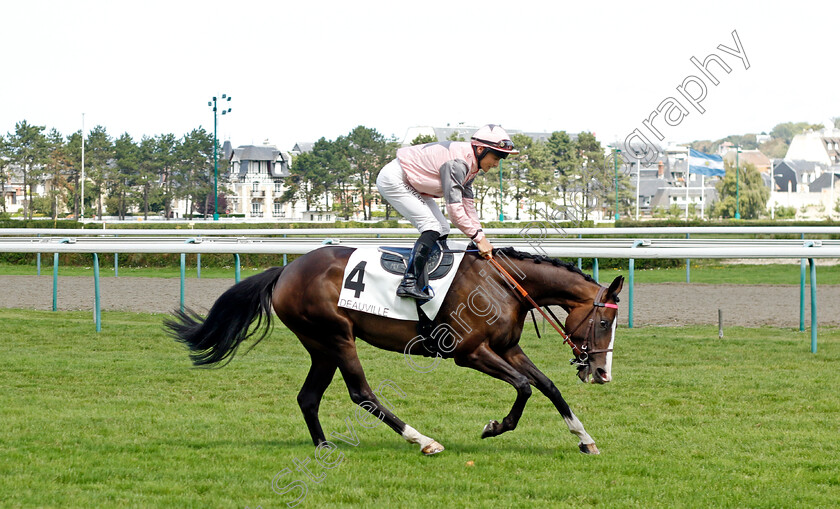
[422,440,445,455]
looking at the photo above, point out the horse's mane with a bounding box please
[492,246,598,285]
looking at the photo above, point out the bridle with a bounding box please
[486,257,618,367]
[562,286,618,368]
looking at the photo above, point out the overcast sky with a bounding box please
[3,0,838,149]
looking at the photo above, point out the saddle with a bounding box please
[378,243,456,280]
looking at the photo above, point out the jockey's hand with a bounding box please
[476,237,494,259]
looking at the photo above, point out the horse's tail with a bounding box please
[164,266,286,367]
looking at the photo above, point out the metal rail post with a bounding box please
[93,253,101,332]
[628,239,645,328]
[114,234,119,277]
[180,238,196,313]
[809,257,817,353]
[52,239,71,311]
[800,241,813,331]
[686,233,690,283]
[234,254,241,283]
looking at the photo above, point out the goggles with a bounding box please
[473,138,516,151]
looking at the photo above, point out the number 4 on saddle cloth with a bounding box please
[337,241,466,321]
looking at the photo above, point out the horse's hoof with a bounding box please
[481,420,499,439]
[422,441,445,455]
[579,442,600,455]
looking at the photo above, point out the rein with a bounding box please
[486,257,618,361]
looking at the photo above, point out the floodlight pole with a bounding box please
[209,95,232,221]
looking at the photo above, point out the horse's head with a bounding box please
[566,275,624,384]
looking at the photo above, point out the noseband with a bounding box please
[564,287,618,369]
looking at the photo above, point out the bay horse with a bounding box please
[165,246,623,455]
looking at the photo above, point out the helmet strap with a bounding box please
[474,145,489,167]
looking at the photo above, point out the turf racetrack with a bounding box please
[1,309,838,508]
[5,274,840,327]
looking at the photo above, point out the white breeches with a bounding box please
[376,159,450,235]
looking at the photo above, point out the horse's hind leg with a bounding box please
[297,356,338,446]
[336,344,444,455]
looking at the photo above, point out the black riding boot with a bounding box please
[396,231,438,300]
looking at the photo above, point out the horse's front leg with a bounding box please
[502,345,600,454]
[454,343,532,439]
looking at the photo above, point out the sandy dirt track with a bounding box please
[2,275,839,328]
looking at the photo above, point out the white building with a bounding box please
[785,124,840,167]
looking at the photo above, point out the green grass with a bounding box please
[2,309,838,508]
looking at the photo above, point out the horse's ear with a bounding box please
[607,275,624,298]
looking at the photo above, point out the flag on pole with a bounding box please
[688,148,725,176]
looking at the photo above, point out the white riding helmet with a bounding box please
[471,124,520,155]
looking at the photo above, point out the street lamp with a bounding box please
[613,148,621,221]
[208,94,231,220]
[734,145,741,219]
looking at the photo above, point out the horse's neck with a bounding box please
[513,258,596,310]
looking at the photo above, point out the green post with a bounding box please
[93,253,101,332]
[593,258,599,284]
[809,258,817,354]
[800,257,807,331]
[628,240,644,328]
[498,160,504,221]
[180,253,186,313]
[735,146,741,219]
[234,254,241,283]
[52,253,59,311]
[180,238,196,313]
[614,148,621,221]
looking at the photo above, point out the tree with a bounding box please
[345,126,398,220]
[112,133,139,219]
[175,128,215,218]
[0,135,8,213]
[712,161,769,219]
[505,134,553,220]
[43,128,72,219]
[546,131,579,215]
[283,138,339,214]
[85,125,113,219]
[156,133,178,219]
[575,132,613,221]
[411,133,437,145]
[65,131,85,218]
[136,136,160,219]
[6,120,48,219]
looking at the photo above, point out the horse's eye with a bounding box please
[600,320,608,328]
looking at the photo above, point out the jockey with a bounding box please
[376,124,519,300]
